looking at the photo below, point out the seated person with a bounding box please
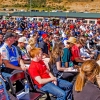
[73,60,100,100]
[0,32,26,73]
[70,37,85,66]
[28,47,73,100]
[0,32,26,91]
[0,33,22,73]
[17,37,30,64]
[80,43,94,59]
[49,41,77,82]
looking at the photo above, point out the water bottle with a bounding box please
[0,80,6,100]
[24,80,29,94]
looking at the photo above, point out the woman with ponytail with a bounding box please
[73,60,100,100]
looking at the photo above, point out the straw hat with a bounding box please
[67,37,76,44]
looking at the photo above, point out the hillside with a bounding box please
[0,0,100,12]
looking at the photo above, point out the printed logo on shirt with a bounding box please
[10,56,17,62]
[2,48,7,58]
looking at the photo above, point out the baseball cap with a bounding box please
[4,32,15,40]
[42,34,48,39]
[15,30,23,36]
[54,34,59,38]
[18,37,28,43]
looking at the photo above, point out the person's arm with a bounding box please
[1,47,21,70]
[65,62,68,68]
[56,61,67,71]
[34,75,56,85]
[18,58,28,70]
[49,71,57,85]
[62,48,69,68]
[74,57,84,63]
[3,60,22,70]
[23,60,31,64]
[73,49,85,63]
[42,53,49,58]
[0,53,2,66]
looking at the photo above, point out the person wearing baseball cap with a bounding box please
[38,33,49,57]
[18,37,28,44]
[17,37,30,64]
[0,32,26,73]
[3,32,15,41]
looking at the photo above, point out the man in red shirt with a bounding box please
[28,48,73,100]
[67,37,84,66]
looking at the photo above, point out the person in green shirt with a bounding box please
[62,40,74,68]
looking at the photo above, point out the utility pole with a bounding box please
[30,0,32,12]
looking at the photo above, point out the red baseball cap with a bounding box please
[42,34,48,39]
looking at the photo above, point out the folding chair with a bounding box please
[7,70,44,100]
[26,72,56,100]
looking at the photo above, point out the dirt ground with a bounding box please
[0,0,100,13]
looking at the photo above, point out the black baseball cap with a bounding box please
[3,32,15,40]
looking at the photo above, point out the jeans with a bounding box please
[40,78,73,100]
[0,78,9,100]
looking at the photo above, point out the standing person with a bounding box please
[28,48,73,100]
[73,60,100,100]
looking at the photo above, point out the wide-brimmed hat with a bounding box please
[67,37,76,44]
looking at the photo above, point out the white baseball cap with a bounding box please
[18,37,28,43]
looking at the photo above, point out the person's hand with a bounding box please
[16,67,22,70]
[52,80,57,85]
[51,77,57,81]
[51,77,57,85]
[42,55,46,59]
[20,65,27,71]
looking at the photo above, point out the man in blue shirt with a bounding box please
[0,32,25,73]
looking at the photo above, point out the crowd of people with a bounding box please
[0,17,100,100]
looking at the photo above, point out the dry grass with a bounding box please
[0,0,100,12]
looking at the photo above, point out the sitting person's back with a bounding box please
[73,60,100,100]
